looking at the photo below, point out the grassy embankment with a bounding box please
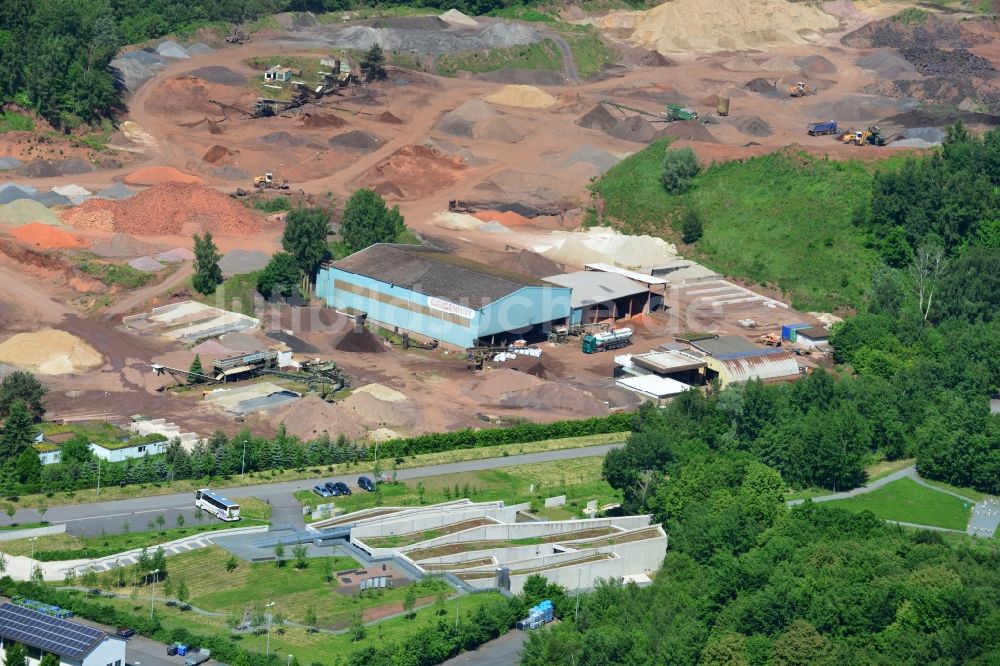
[826,477,971,530]
[594,140,906,311]
[80,546,508,664]
[296,456,619,522]
[7,433,624,510]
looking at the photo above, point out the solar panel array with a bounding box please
[0,603,105,660]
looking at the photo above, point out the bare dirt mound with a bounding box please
[577,104,619,131]
[621,0,839,54]
[329,130,384,153]
[842,12,986,50]
[796,55,837,76]
[857,50,920,80]
[721,54,761,72]
[0,238,104,292]
[374,111,404,124]
[340,391,417,430]
[124,166,203,185]
[333,326,386,353]
[609,83,688,104]
[179,117,225,135]
[19,158,94,178]
[357,145,466,200]
[62,183,261,234]
[844,13,997,110]
[609,115,660,143]
[810,94,915,122]
[187,66,247,86]
[437,99,497,137]
[493,249,563,278]
[90,233,164,258]
[153,75,254,115]
[0,328,104,375]
[760,54,800,72]
[658,120,720,143]
[0,199,61,226]
[9,222,87,249]
[730,115,774,137]
[298,113,348,128]
[272,395,367,441]
[473,117,527,143]
[471,368,543,403]
[744,77,780,96]
[498,382,608,417]
[202,145,240,164]
[483,85,557,108]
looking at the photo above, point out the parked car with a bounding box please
[334,481,351,495]
[313,485,332,498]
[324,481,342,496]
[167,646,178,657]
[116,628,135,639]
[358,476,376,492]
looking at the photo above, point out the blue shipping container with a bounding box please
[781,324,810,341]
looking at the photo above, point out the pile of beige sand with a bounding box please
[0,328,103,375]
[353,383,408,403]
[271,395,367,441]
[484,85,557,109]
[341,386,418,430]
[527,226,679,270]
[621,0,839,54]
[440,8,478,26]
[499,383,609,417]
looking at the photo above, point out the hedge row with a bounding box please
[373,413,633,459]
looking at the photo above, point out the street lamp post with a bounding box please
[265,601,275,656]
[241,438,248,478]
[150,568,160,620]
[287,655,292,666]
[30,537,38,560]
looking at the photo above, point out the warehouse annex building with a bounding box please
[0,603,126,666]
[316,244,572,348]
[543,270,653,325]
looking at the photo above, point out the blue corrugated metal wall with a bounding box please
[316,268,571,347]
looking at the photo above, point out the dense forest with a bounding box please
[521,123,1000,665]
[0,0,534,126]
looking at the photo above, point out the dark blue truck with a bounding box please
[807,120,839,136]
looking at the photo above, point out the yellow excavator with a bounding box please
[841,126,892,146]
[788,82,817,97]
[253,172,290,189]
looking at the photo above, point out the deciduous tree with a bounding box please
[282,208,330,279]
[340,188,406,253]
[192,232,223,296]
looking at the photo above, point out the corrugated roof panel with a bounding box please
[720,353,800,383]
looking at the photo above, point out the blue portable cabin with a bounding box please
[781,323,811,342]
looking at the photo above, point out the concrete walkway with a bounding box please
[787,466,999,538]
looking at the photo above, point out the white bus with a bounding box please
[195,489,241,521]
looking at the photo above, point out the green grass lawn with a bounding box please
[595,142,897,311]
[433,39,563,76]
[297,457,619,520]
[194,272,261,317]
[99,583,507,665]
[826,477,971,530]
[0,519,262,559]
[0,521,47,532]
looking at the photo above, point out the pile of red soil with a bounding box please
[9,222,87,249]
[124,166,203,186]
[374,111,404,124]
[202,145,240,164]
[334,327,386,353]
[358,145,466,200]
[62,183,261,235]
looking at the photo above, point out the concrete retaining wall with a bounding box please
[400,516,652,553]
[0,523,66,542]
[464,555,627,594]
[351,508,513,539]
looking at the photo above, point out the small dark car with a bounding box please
[168,646,178,657]
[358,476,376,492]
[116,628,135,639]
[334,481,351,495]
[324,481,342,496]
